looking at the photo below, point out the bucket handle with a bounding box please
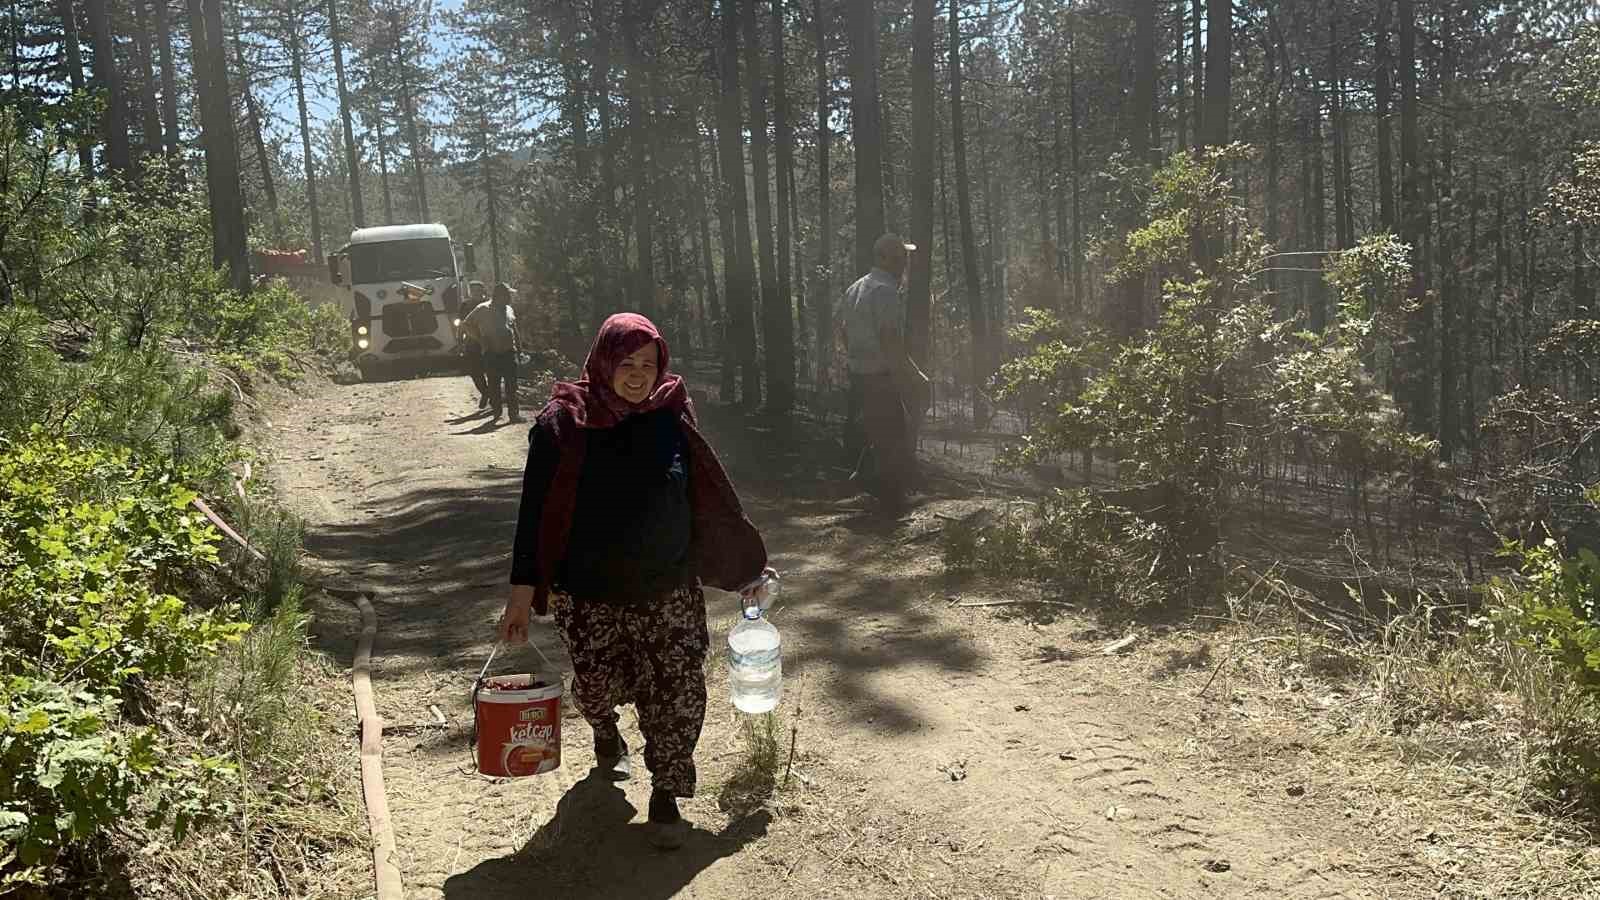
[468,639,558,761]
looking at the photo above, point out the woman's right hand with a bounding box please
[499,585,536,644]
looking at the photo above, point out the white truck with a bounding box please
[329,223,477,381]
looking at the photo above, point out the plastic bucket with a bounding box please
[473,673,562,777]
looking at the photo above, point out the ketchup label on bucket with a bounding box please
[500,721,558,776]
[475,681,562,777]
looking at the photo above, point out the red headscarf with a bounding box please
[549,313,690,429]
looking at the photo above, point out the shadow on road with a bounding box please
[441,774,771,900]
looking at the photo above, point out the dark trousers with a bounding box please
[844,373,865,461]
[855,373,914,506]
[484,349,519,417]
[552,588,709,796]
[462,345,488,399]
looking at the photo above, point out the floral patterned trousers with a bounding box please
[552,586,709,797]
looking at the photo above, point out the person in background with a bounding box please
[461,281,490,409]
[841,233,930,514]
[498,313,772,850]
[462,282,521,423]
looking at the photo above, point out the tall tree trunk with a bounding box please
[848,0,885,278]
[1375,0,1395,232]
[692,120,723,346]
[1398,0,1430,431]
[743,0,781,407]
[789,159,807,379]
[813,0,833,388]
[131,0,163,160]
[1330,14,1353,251]
[154,0,180,161]
[390,13,428,221]
[1197,0,1229,270]
[711,111,739,397]
[289,16,323,262]
[1263,15,1280,267]
[718,0,760,405]
[1438,7,1459,458]
[1068,11,1083,307]
[594,0,615,213]
[592,0,618,323]
[480,115,502,282]
[328,0,364,227]
[1175,0,1186,153]
[1311,96,1327,330]
[1051,49,1066,285]
[622,0,654,318]
[85,0,131,177]
[1122,0,1156,339]
[232,26,281,241]
[1189,0,1202,155]
[55,0,95,176]
[950,0,988,414]
[187,0,250,291]
[374,110,395,224]
[908,0,934,368]
[769,0,797,409]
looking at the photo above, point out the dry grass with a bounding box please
[1187,560,1600,898]
[116,604,369,900]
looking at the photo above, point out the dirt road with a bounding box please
[266,372,1419,900]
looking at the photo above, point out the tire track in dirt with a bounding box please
[266,373,1419,900]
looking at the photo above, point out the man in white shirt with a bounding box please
[842,233,929,512]
[462,282,521,422]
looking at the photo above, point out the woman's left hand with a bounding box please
[739,567,780,608]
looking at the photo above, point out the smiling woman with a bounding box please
[498,312,772,850]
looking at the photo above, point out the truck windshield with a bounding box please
[349,238,456,284]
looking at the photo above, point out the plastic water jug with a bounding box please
[728,575,781,714]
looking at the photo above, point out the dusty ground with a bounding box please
[260,370,1447,900]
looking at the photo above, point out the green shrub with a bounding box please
[988,151,1432,605]
[941,491,1182,608]
[0,436,248,880]
[1483,537,1600,807]
[1485,539,1600,692]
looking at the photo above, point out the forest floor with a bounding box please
[259,368,1595,900]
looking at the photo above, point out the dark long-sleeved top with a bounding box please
[511,408,692,604]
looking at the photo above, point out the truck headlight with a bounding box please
[357,338,370,350]
[357,324,369,336]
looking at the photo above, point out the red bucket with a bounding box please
[473,673,562,777]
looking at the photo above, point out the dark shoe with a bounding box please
[507,413,525,424]
[594,733,631,782]
[647,789,688,850]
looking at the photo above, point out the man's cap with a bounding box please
[874,233,917,258]
[398,280,429,295]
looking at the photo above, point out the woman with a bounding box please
[498,313,770,850]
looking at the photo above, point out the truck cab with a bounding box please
[330,224,476,380]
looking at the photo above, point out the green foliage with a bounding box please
[988,152,1435,604]
[0,437,248,879]
[1486,539,1600,692]
[941,492,1179,609]
[1482,538,1600,807]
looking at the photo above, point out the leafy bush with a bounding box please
[1482,537,1600,807]
[0,436,247,880]
[987,150,1433,604]
[941,490,1182,609]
